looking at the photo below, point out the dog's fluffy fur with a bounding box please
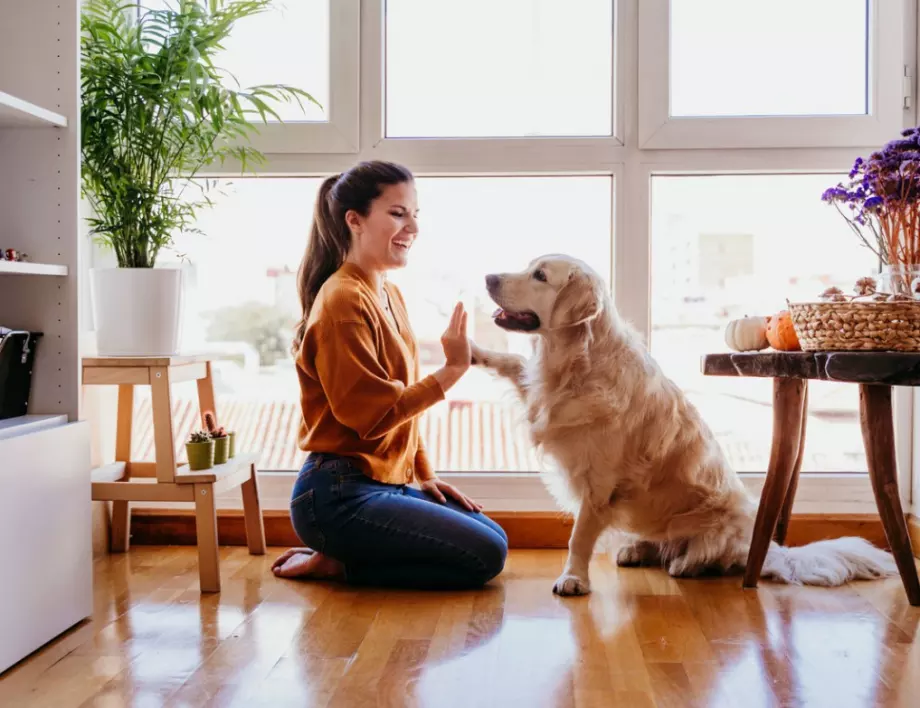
[473,254,897,596]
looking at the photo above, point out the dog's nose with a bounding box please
[485,274,500,291]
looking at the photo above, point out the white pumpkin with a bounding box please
[724,316,769,352]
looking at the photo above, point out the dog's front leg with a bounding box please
[470,340,528,401]
[553,499,610,597]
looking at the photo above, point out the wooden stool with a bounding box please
[703,351,920,606]
[84,355,266,592]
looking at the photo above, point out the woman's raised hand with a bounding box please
[432,302,472,394]
[440,302,471,370]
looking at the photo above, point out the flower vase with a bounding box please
[879,265,920,299]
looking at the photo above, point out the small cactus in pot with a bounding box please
[204,411,230,465]
[185,430,214,471]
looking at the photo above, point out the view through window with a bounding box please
[669,0,869,117]
[650,174,875,473]
[141,0,329,122]
[131,176,613,472]
[385,0,613,137]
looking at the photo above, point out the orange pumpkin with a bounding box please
[765,310,801,351]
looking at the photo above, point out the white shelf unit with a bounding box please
[0,91,68,129]
[0,260,69,276]
[0,414,69,441]
[0,0,92,676]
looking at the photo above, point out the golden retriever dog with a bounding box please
[471,254,897,596]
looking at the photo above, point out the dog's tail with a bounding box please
[761,537,897,586]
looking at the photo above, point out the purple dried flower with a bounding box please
[849,156,865,178]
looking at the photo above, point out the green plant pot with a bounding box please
[186,440,214,471]
[213,435,230,465]
[228,431,236,458]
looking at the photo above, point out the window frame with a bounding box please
[360,0,628,167]
[638,0,909,150]
[211,0,361,154]
[100,0,918,515]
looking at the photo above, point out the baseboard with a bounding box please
[127,509,892,551]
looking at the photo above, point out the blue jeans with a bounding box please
[289,453,509,590]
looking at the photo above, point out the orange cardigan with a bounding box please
[295,262,444,484]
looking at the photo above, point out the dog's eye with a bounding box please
[533,269,547,282]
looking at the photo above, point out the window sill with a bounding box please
[125,469,883,515]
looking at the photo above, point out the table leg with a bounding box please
[195,482,221,593]
[197,361,217,429]
[150,366,177,484]
[241,463,266,556]
[775,383,808,545]
[859,384,920,607]
[110,383,134,552]
[743,377,807,589]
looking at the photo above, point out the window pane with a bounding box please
[385,0,613,137]
[141,0,329,122]
[670,0,868,118]
[135,177,612,472]
[650,175,875,473]
[390,177,612,471]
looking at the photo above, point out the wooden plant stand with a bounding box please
[84,355,266,592]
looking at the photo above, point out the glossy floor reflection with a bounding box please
[1,547,918,707]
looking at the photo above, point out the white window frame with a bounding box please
[107,0,918,516]
[359,0,628,170]
[231,0,360,154]
[638,0,909,150]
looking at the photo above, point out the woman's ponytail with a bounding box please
[291,175,347,354]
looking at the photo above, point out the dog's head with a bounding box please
[485,254,606,334]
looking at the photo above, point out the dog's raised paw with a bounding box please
[469,340,487,366]
[552,573,591,596]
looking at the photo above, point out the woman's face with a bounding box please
[346,181,419,271]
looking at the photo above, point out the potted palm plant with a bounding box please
[81,0,318,355]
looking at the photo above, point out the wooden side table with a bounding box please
[702,351,920,606]
[83,354,266,592]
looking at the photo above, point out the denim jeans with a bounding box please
[289,453,509,590]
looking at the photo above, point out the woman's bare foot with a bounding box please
[271,547,345,580]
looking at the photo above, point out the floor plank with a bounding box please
[1,548,918,707]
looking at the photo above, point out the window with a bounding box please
[139,0,358,152]
[91,0,915,514]
[650,174,874,473]
[384,0,614,138]
[135,176,612,473]
[639,0,906,148]
[212,0,330,123]
[389,176,613,470]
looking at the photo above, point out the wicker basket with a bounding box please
[788,299,920,352]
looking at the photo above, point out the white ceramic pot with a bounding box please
[90,267,183,356]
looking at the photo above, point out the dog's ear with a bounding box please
[549,270,602,329]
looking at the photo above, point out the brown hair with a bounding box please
[292,160,415,354]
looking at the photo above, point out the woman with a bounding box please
[271,160,508,589]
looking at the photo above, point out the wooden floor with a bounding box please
[2,548,920,708]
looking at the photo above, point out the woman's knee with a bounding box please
[469,527,508,584]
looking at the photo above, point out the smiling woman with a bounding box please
[266,159,511,590]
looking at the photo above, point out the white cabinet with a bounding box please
[0,422,91,674]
